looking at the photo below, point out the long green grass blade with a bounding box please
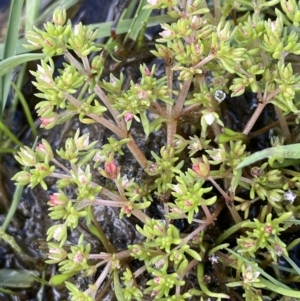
[0,121,23,147]
[0,0,24,116]
[236,144,300,169]
[225,247,291,289]
[25,0,41,31]
[0,53,45,77]
[0,138,38,233]
[124,0,152,42]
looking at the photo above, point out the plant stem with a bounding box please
[51,158,70,174]
[174,80,192,117]
[66,93,126,137]
[94,260,112,288]
[166,120,178,147]
[209,176,242,223]
[274,106,291,143]
[243,88,281,135]
[65,51,86,75]
[193,53,215,69]
[126,135,148,168]
[243,101,266,135]
[94,84,125,128]
[66,93,148,168]
[81,56,91,75]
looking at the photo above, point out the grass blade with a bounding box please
[124,0,152,43]
[236,144,300,169]
[25,0,41,31]
[0,0,24,116]
[0,53,45,77]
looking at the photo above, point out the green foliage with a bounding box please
[9,0,300,300]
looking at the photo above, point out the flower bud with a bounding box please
[203,112,215,125]
[104,160,120,179]
[46,242,67,264]
[15,146,37,166]
[47,224,67,246]
[124,112,134,122]
[191,156,210,178]
[53,8,67,26]
[11,171,31,185]
[40,113,58,129]
[191,15,202,30]
[48,192,68,207]
[36,139,54,160]
[159,27,175,40]
[75,133,90,150]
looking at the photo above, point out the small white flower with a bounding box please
[243,265,260,283]
[159,29,174,38]
[203,112,215,125]
[209,254,219,264]
[284,190,296,203]
[37,64,53,84]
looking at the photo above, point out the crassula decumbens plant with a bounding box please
[11,0,300,300]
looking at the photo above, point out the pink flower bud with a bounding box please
[159,29,174,38]
[192,157,210,178]
[78,168,88,184]
[154,276,162,285]
[104,160,120,179]
[138,90,148,100]
[36,140,54,160]
[40,114,58,128]
[93,151,106,163]
[185,200,192,207]
[73,253,84,263]
[47,243,67,263]
[124,113,134,122]
[123,204,133,215]
[145,66,151,76]
[49,193,68,206]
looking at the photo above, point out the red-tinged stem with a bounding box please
[166,120,178,147]
[201,204,213,220]
[126,135,148,168]
[51,158,70,174]
[193,53,215,69]
[94,84,125,128]
[81,56,91,75]
[66,93,126,137]
[243,102,266,135]
[174,80,192,117]
[209,176,242,223]
[243,88,281,135]
[94,260,111,288]
[274,106,291,143]
[66,94,147,169]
